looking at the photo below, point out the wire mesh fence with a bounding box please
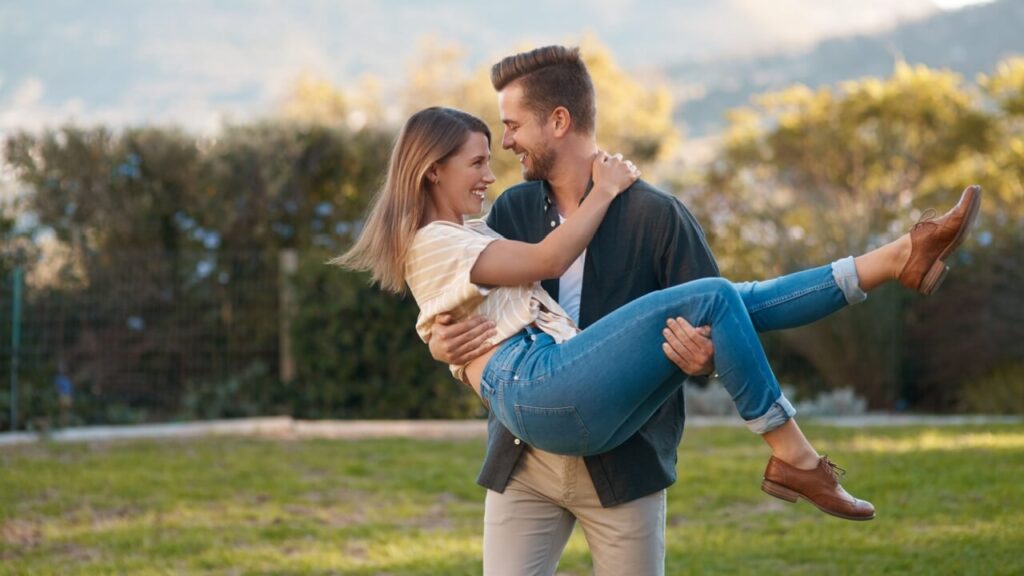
[4,239,1023,433]
[1,249,284,431]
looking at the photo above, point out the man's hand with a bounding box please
[661,317,715,376]
[429,314,497,365]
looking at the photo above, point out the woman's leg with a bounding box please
[732,239,910,334]
[483,186,984,452]
[855,235,911,292]
[733,184,981,331]
[732,260,861,334]
[487,255,907,453]
[762,419,820,470]
[481,276,875,520]
[484,277,794,456]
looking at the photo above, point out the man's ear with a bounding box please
[550,107,572,137]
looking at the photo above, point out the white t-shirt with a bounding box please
[557,214,585,325]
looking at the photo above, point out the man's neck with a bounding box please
[547,143,599,217]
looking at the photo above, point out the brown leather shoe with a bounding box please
[762,455,876,521]
[898,185,982,295]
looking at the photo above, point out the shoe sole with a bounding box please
[761,479,876,521]
[919,185,983,296]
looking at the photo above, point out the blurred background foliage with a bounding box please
[1,38,1022,429]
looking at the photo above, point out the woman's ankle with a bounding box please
[762,419,821,469]
[892,234,912,280]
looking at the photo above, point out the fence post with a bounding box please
[278,249,298,385]
[9,265,22,431]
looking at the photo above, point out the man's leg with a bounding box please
[565,458,666,576]
[483,448,577,576]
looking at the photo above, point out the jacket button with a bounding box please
[514,438,521,446]
[550,220,556,227]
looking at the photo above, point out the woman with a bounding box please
[333,107,981,521]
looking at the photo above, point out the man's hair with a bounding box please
[491,45,595,134]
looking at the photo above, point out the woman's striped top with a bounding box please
[405,219,579,383]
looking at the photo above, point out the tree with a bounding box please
[278,35,681,195]
[696,62,1000,408]
[279,73,389,131]
[1,124,405,423]
[976,58,1024,224]
[906,58,1024,412]
[289,252,481,419]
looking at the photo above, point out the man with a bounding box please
[430,45,718,576]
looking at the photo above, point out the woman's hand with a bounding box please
[591,151,641,199]
[469,152,640,286]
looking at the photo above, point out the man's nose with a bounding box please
[501,130,514,150]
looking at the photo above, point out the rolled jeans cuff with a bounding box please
[744,394,796,434]
[831,256,867,305]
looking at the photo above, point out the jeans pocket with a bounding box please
[479,377,495,398]
[513,404,589,455]
[487,334,530,375]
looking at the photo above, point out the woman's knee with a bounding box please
[660,277,741,324]
[693,276,739,299]
[694,277,746,317]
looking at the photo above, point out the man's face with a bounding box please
[498,82,557,181]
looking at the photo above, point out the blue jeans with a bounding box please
[479,259,867,456]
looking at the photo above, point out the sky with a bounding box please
[0,0,998,135]
[933,0,993,7]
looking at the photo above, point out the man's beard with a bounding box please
[522,145,557,181]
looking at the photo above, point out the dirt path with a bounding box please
[2,414,1021,447]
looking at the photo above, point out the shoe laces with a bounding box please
[911,208,938,231]
[822,455,847,480]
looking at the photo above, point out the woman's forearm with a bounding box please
[468,188,616,287]
[469,153,637,287]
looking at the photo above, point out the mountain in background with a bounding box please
[0,0,938,133]
[669,0,1024,137]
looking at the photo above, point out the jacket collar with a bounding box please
[541,179,595,211]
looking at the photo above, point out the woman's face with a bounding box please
[431,131,496,218]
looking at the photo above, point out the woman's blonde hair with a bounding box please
[329,107,491,293]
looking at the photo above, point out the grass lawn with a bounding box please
[2,423,1023,575]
